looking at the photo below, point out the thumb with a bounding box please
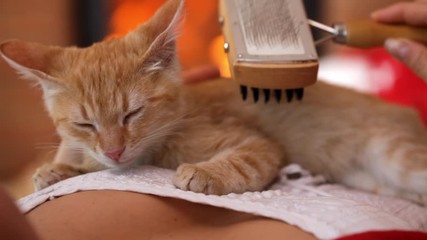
[385,38,427,81]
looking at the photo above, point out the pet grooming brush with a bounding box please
[219,0,318,103]
[219,0,427,103]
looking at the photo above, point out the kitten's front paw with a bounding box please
[32,163,83,191]
[173,163,229,195]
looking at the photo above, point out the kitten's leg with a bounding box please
[32,162,86,191]
[341,169,427,205]
[355,130,427,204]
[173,134,284,195]
[33,141,102,191]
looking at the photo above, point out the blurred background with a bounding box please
[0,0,422,199]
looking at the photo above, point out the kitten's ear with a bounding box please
[133,0,185,72]
[0,40,63,92]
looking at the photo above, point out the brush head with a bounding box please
[219,0,318,102]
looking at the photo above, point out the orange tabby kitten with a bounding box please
[1,0,427,204]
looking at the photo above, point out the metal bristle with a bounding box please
[240,86,304,103]
[240,85,248,101]
[295,88,304,101]
[251,88,260,103]
[274,89,282,103]
[285,89,294,103]
[263,89,271,103]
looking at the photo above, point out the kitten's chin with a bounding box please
[100,158,136,168]
[90,152,136,168]
[109,160,136,168]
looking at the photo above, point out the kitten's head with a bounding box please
[0,0,185,167]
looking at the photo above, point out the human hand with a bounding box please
[371,1,427,80]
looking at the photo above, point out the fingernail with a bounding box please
[370,11,380,20]
[385,38,410,60]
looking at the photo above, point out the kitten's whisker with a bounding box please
[150,118,185,134]
[136,117,186,150]
[34,142,61,148]
[34,145,59,149]
[35,142,87,155]
[141,127,177,142]
[35,146,60,150]
[142,116,186,139]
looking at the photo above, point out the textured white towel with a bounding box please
[18,164,427,240]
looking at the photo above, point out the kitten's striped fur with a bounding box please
[1,0,427,204]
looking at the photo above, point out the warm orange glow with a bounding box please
[108,0,224,71]
[110,1,163,38]
[209,35,230,78]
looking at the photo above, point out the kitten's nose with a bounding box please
[105,147,125,162]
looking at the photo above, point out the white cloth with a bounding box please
[18,164,427,240]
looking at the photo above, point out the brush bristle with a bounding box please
[239,86,305,103]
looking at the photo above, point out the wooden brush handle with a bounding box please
[336,19,427,48]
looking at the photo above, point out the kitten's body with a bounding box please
[1,0,427,204]
[173,79,426,199]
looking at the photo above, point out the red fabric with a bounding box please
[335,230,427,240]
[343,48,427,126]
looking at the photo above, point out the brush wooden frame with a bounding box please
[219,0,319,89]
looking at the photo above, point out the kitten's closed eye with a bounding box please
[123,106,144,125]
[73,122,96,131]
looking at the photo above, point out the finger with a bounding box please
[371,2,427,26]
[385,38,427,81]
[181,65,220,84]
